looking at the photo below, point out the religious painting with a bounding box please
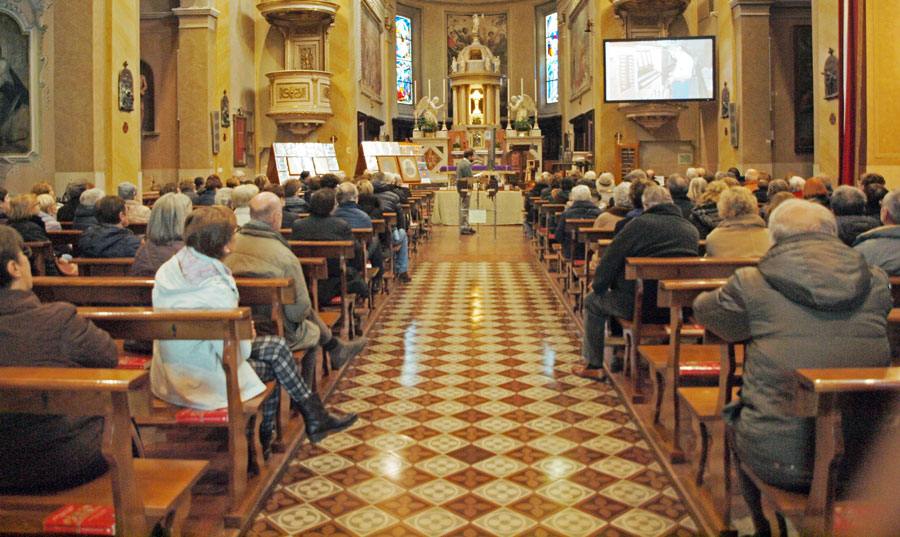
[793,25,814,154]
[446,12,508,76]
[360,0,383,102]
[568,0,592,101]
[0,12,31,156]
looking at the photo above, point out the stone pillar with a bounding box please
[173,4,218,177]
[729,0,775,170]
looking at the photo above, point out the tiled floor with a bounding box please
[247,258,701,537]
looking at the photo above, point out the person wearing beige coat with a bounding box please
[705,186,772,258]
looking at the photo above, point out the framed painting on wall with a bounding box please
[360,0,383,103]
[0,11,33,159]
[568,0,592,101]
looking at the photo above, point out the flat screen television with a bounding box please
[604,36,716,103]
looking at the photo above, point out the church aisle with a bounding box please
[246,231,700,537]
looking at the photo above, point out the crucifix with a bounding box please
[470,88,484,116]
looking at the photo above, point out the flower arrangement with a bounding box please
[512,117,535,132]
[416,117,438,133]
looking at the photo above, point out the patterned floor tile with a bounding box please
[248,259,701,537]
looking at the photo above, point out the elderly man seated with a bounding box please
[854,188,900,276]
[0,225,119,493]
[334,182,385,290]
[694,199,892,537]
[118,181,150,224]
[555,184,601,260]
[576,185,699,379]
[224,191,367,370]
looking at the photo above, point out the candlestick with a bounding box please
[428,79,432,99]
[443,80,447,121]
[520,78,523,97]
[534,78,538,102]
[413,80,417,104]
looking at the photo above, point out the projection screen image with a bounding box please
[604,37,715,102]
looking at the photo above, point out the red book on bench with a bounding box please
[175,408,229,423]
[117,356,151,370]
[43,504,115,535]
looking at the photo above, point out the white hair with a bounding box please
[882,188,900,225]
[686,167,698,179]
[570,185,592,202]
[768,199,837,243]
[214,187,234,208]
[79,188,105,206]
[232,184,259,208]
[612,182,633,209]
[744,169,760,182]
[336,182,359,204]
[641,184,673,209]
[789,176,806,192]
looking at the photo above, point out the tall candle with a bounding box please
[428,79,432,99]
[520,78,524,97]
[414,80,417,103]
[534,78,538,102]
[442,79,447,120]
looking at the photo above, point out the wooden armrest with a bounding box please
[796,367,900,394]
[0,367,148,392]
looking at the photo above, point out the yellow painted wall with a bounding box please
[213,0,233,177]
[106,0,143,192]
[812,0,838,178]
[140,15,179,187]
[864,2,900,187]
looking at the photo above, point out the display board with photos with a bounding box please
[361,141,430,183]
[267,143,341,184]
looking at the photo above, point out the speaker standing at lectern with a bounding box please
[457,149,476,235]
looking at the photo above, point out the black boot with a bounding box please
[297,392,358,444]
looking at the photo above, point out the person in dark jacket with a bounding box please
[6,193,47,242]
[72,187,105,231]
[372,172,406,229]
[334,182,384,288]
[283,179,309,215]
[854,188,900,276]
[291,188,370,304]
[666,173,693,218]
[695,199,891,537]
[689,180,728,238]
[0,225,119,493]
[576,185,699,380]
[551,177,575,204]
[260,183,300,229]
[831,186,879,246]
[196,175,222,206]
[56,182,88,223]
[613,177,656,234]
[76,195,141,258]
[129,193,191,276]
[556,185,601,260]
[178,181,200,205]
[864,183,888,219]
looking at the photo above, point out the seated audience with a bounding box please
[7,194,48,243]
[152,206,357,449]
[259,184,296,229]
[292,188,371,302]
[766,178,791,201]
[334,182,384,285]
[595,172,615,209]
[0,225,118,494]
[73,187,104,230]
[118,181,151,224]
[694,199,891,537]
[224,192,367,368]
[556,185,601,260]
[573,178,599,207]
[788,175,806,198]
[252,174,269,190]
[864,183,888,219]
[158,182,178,196]
[832,186,880,246]
[214,187,233,208]
[577,185,699,380]
[551,177,575,204]
[129,193,192,276]
[193,176,205,191]
[303,175,321,203]
[614,177,657,234]
[283,179,308,215]
[622,169,648,183]
[197,175,222,206]
[76,195,141,258]
[854,188,900,276]
[372,172,406,229]
[30,181,53,199]
[690,180,728,238]
[357,180,384,221]
[226,177,239,188]
[860,172,886,190]
[742,168,760,192]
[666,173,692,218]
[754,176,770,204]
[802,176,830,207]
[178,180,200,205]
[594,182,632,231]
[36,193,61,231]
[705,186,771,257]
[232,184,259,226]
[687,177,707,204]
[762,191,796,223]
[541,177,560,200]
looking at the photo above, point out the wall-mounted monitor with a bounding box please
[603,36,716,103]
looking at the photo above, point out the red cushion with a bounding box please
[175,408,228,423]
[44,505,115,535]
[679,362,721,376]
[117,356,151,370]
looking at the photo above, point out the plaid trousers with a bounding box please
[247,335,312,435]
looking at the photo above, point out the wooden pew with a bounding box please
[23,241,53,276]
[537,203,566,268]
[559,219,597,298]
[351,228,378,310]
[71,257,134,276]
[47,229,82,250]
[733,365,900,536]
[289,240,356,339]
[623,257,758,404]
[0,367,207,536]
[77,307,269,522]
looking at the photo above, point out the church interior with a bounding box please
[1,0,900,536]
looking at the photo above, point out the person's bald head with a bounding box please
[250,191,283,230]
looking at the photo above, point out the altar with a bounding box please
[431,190,524,226]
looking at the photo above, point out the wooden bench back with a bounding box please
[625,257,759,281]
[288,240,355,260]
[23,241,53,276]
[47,229,82,249]
[0,367,151,535]
[71,257,133,277]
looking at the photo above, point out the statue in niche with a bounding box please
[823,48,838,100]
[451,57,458,73]
[140,60,155,133]
[118,61,134,112]
[220,90,230,128]
[299,47,314,70]
[493,57,500,72]
[720,82,729,118]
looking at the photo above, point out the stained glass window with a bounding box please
[396,15,413,104]
[545,13,559,104]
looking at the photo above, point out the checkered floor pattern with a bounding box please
[247,262,700,537]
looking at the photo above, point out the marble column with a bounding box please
[173,4,218,177]
[729,0,775,170]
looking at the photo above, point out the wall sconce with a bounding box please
[585,18,594,32]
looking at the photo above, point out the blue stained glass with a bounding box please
[396,15,413,104]
[545,13,559,104]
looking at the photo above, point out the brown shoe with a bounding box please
[397,272,411,283]
[572,364,608,381]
